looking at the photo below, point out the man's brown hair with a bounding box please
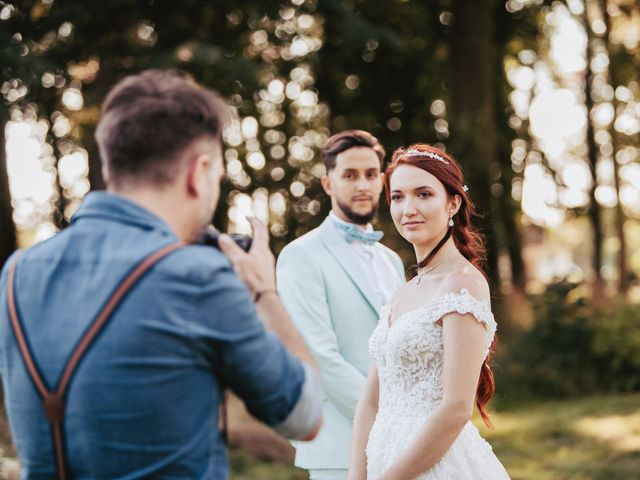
[95,69,228,187]
[321,130,385,171]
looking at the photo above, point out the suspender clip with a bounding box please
[44,394,65,424]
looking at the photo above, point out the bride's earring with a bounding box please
[448,217,454,227]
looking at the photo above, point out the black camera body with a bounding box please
[199,226,252,252]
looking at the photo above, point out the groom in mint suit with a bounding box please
[276,130,405,480]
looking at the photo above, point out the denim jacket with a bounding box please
[0,192,320,479]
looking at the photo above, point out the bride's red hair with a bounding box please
[384,143,496,427]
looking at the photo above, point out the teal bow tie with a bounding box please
[334,222,384,245]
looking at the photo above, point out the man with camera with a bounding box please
[0,70,322,479]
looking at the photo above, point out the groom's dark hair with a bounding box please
[321,130,385,171]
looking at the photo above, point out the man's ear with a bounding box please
[320,174,332,196]
[101,163,110,184]
[186,153,210,197]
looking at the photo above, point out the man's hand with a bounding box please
[218,217,276,296]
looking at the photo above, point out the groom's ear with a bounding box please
[321,175,332,196]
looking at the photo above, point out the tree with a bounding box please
[0,107,16,270]
[599,0,630,293]
[0,0,42,268]
[582,2,606,298]
[492,0,541,291]
[313,0,443,262]
[0,0,270,241]
[449,0,501,287]
[314,0,533,287]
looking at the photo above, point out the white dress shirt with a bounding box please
[329,212,400,306]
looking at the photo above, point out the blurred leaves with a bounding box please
[1,0,639,292]
[502,280,640,397]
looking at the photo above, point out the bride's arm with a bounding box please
[348,362,380,480]
[378,312,489,480]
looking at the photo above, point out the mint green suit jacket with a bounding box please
[276,217,405,469]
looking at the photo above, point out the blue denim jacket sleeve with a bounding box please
[179,246,319,435]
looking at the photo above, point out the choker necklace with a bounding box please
[413,251,452,284]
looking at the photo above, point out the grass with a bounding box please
[2,393,640,480]
[480,393,640,480]
[230,392,640,480]
[228,449,308,480]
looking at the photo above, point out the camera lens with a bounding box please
[199,226,252,252]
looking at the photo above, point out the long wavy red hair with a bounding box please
[384,143,496,427]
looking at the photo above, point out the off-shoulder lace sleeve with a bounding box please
[426,288,497,358]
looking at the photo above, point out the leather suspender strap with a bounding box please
[6,242,185,480]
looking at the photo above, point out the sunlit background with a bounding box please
[4,0,639,294]
[2,1,640,478]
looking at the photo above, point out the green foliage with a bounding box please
[501,281,640,398]
[0,0,545,283]
[590,300,640,390]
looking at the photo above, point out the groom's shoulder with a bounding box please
[374,240,399,257]
[279,222,327,256]
[281,219,327,254]
[374,240,403,264]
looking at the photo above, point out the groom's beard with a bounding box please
[337,199,379,225]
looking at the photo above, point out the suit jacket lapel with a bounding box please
[319,217,382,316]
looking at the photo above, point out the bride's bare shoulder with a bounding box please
[441,261,490,303]
[387,280,410,305]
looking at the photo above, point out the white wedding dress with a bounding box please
[365,289,510,479]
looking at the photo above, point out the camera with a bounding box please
[199,225,252,252]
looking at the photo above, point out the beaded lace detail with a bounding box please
[365,289,509,480]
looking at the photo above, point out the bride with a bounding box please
[348,144,510,480]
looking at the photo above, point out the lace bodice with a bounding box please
[368,288,497,418]
[365,289,509,479]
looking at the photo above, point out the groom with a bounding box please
[276,130,405,480]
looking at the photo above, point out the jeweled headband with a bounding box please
[400,148,449,165]
[399,148,469,192]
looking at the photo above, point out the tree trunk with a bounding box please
[0,109,18,270]
[52,138,70,230]
[498,157,527,289]
[450,0,501,287]
[83,124,105,191]
[495,55,526,290]
[600,0,629,293]
[610,123,628,293]
[583,7,605,299]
